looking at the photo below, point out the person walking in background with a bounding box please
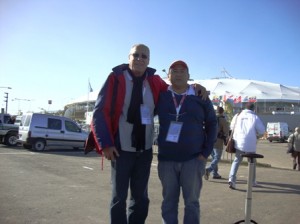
[204,106,229,180]
[287,127,300,170]
[156,60,217,224]
[84,44,208,224]
[228,103,265,190]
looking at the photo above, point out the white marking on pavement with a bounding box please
[0,152,36,155]
[83,166,94,170]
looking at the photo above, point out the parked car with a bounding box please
[0,113,19,146]
[18,113,88,151]
[266,122,289,142]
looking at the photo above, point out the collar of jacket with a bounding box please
[112,63,156,76]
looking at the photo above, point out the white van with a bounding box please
[14,115,24,126]
[18,113,88,150]
[266,122,289,142]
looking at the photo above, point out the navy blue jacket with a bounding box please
[157,91,217,162]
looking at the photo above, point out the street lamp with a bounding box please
[0,86,12,89]
[162,69,168,77]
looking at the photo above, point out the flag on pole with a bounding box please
[233,96,242,104]
[88,80,93,92]
[223,94,233,102]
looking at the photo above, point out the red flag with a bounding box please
[212,95,220,103]
[223,94,233,102]
[234,96,241,104]
[248,96,257,102]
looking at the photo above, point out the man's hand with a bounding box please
[193,83,209,100]
[103,146,120,160]
[198,154,207,161]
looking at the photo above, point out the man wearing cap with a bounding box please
[228,103,265,190]
[85,45,208,224]
[156,60,217,224]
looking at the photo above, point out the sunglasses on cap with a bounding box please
[131,53,148,60]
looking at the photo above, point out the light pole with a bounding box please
[1,87,12,113]
[162,69,168,78]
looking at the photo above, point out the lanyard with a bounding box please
[171,91,187,121]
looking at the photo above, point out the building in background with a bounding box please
[63,78,300,131]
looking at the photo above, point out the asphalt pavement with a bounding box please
[0,140,299,224]
[150,140,300,224]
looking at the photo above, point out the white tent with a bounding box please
[193,78,300,103]
[66,78,300,105]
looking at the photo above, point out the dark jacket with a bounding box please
[215,114,229,150]
[157,90,217,161]
[85,64,168,154]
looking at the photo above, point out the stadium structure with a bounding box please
[63,78,300,130]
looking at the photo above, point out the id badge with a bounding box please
[166,121,183,143]
[140,104,152,125]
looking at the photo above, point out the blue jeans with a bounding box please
[110,149,153,224]
[158,158,206,224]
[228,149,256,184]
[206,148,223,176]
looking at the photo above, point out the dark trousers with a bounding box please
[110,149,153,224]
[292,151,300,170]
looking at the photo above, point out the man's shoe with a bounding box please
[213,174,222,179]
[204,169,209,180]
[228,181,236,190]
[252,181,259,187]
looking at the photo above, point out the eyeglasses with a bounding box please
[131,53,148,60]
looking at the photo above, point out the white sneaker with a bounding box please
[228,181,236,190]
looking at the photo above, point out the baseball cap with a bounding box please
[169,60,189,71]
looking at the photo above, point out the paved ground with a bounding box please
[0,140,299,224]
[88,140,300,223]
[150,140,300,224]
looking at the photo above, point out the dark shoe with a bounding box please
[204,169,209,180]
[293,164,297,170]
[228,181,236,190]
[213,174,222,179]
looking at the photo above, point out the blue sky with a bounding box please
[1,0,299,115]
